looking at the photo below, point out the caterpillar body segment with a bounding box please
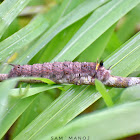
[7,62,140,88]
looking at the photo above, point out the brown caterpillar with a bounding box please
[7,61,140,88]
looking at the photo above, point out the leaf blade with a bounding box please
[46,101,140,140]
[0,0,31,38]
[52,0,140,62]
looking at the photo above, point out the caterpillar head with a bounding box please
[8,64,21,78]
[95,61,111,81]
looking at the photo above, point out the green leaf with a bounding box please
[101,31,122,59]
[0,79,18,119]
[117,5,140,43]
[14,1,140,139]
[11,93,55,139]
[105,32,140,76]
[35,77,56,85]
[14,0,110,64]
[52,0,140,62]
[0,0,31,38]
[14,85,101,140]
[76,24,115,62]
[0,14,49,62]
[15,32,140,139]
[1,0,140,139]
[0,78,37,139]
[10,85,63,98]
[95,79,114,107]
[37,15,89,63]
[0,77,62,138]
[0,95,36,139]
[46,101,140,140]
[120,85,140,103]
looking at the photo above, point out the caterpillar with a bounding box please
[7,61,140,88]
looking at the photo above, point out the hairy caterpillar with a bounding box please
[7,61,140,88]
